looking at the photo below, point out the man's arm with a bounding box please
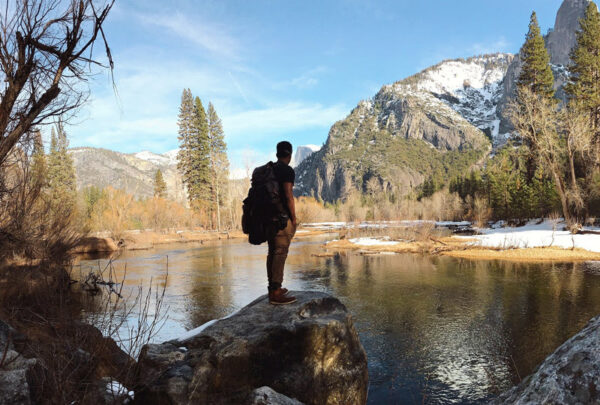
[283,182,297,227]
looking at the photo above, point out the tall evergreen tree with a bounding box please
[30,129,47,188]
[189,96,212,206]
[47,123,76,208]
[177,88,194,195]
[517,12,555,100]
[177,89,211,211]
[154,169,167,198]
[566,2,600,134]
[207,102,229,231]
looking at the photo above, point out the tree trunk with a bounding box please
[551,169,572,226]
[216,179,221,232]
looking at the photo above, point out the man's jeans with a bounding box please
[267,219,296,291]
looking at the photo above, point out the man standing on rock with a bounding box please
[267,141,297,305]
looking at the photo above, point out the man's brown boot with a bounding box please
[269,288,296,305]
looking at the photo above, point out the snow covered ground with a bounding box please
[302,220,469,231]
[462,220,600,253]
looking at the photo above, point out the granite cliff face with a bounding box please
[499,0,591,128]
[295,54,512,202]
[546,0,591,66]
[291,145,320,167]
[70,147,187,204]
[298,0,593,202]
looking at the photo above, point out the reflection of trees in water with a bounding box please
[81,242,600,403]
[308,253,600,402]
[186,245,234,328]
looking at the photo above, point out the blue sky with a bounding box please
[68,0,563,176]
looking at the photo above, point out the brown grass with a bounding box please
[322,234,600,262]
[441,247,600,262]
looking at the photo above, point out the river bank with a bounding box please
[319,219,600,262]
[73,227,334,254]
[73,219,600,262]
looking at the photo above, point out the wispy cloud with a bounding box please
[222,102,347,141]
[274,66,329,90]
[135,11,241,60]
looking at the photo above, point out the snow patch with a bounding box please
[106,380,134,401]
[176,312,235,342]
[462,220,600,253]
[348,237,400,247]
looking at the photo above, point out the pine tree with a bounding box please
[177,89,211,212]
[207,102,229,231]
[189,96,212,206]
[154,169,167,198]
[30,129,47,189]
[517,12,555,100]
[177,89,194,195]
[566,2,600,134]
[47,123,77,209]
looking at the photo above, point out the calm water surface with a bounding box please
[80,236,600,404]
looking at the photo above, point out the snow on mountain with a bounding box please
[163,149,179,165]
[388,53,514,147]
[134,151,171,165]
[134,149,179,166]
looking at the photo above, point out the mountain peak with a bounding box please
[546,0,592,65]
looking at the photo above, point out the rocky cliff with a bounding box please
[291,145,320,167]
[546,0,591,66]
[295,54,512,202]
[499,0,591,127]
[297,0,593,202]
[135,291,369,405]
[70,147,188,204]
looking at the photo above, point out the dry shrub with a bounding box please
[295,196,336,224]
[0,259,168,404]
[338,191,368,222]
[0,146,80,266]
[88,188,203,236]
[470,196,492,227]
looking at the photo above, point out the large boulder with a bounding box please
[493,315,600,404]
[248,386,304,405]
[135,291,369,405]
[0,320,39,405]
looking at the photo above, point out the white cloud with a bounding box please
[222,102,347,141]
[135,11,240,60]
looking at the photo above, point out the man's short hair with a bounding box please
[276,141,293,158]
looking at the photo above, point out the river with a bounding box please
[78,235,600,404]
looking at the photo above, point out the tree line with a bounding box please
[448,4,600,226]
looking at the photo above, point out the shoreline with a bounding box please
[73,221,600,262]
[322,237,600,262]
[72,227,334,254]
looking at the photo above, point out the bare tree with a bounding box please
[508,87,596,226]
[0,0,114,165]
[508,88,571,224]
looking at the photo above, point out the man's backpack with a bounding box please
[242,162,289,245]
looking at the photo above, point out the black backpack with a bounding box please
[242,162,289,245]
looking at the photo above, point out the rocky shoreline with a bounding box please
[3,290,600,404]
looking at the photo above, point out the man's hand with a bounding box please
[283,182,297,228]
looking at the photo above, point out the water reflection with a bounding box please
[79,237,600,404]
